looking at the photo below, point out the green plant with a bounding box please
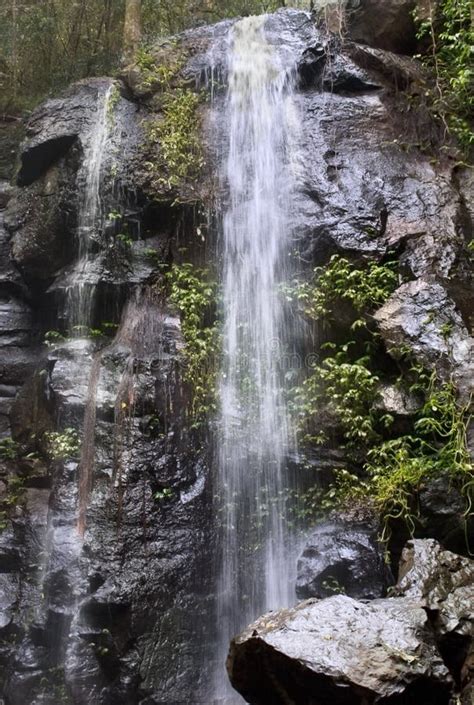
[44,428,80,460]
[414,0,473,151]
[106,85,121,126]
[0,437,20,461]
[154,487,174,501]
[135,44,184,90]
[283,255,398,321]
[163,263,220,423]
[291,342,385,447]
[146,88,204,190]
[44,330,67,348]
[321,577,346,595]
[440,321,454,340]
[0,474,26,529]
[116,232,134,248]
[323,376,472,542]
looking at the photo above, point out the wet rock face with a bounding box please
[345,0,418,54]
[296,519,392,600]
[0,7,472,705]
[396,539,474,639]
[16,79,112,187]
[374,279,474,396]
[229,539,474,705]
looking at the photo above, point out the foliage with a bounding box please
[154,487,174,501]
[0,475,25,530]
[414,0,473,152]
[164,263,220,423]
[327,376,472,541]
[284,255,398,321]
[291,251,472,543]
[134,44,184,90]
[146,88,204,190]
[44,428,80,460]
[0,437,20,460]
[0,0,126,114]
[44,330,67,348]
[291,342,384,447]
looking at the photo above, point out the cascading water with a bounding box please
[214,15,300,701]
[35,86,116,688]
[67,84,113,330]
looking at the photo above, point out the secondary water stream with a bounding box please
[67,84,113,330]
[214,15,300,701]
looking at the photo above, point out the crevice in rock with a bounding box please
[17,135,78,187]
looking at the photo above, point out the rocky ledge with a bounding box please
[228,538,473,705]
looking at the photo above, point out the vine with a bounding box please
[290,254,473,543]
[414,0,473,152]
[164,263,220,424]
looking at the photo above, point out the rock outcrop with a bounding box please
[296,518,392,600]
[0,5,472,704]
[229,539,473,705]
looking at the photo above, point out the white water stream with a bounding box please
[67,84,113,330]
[214,15,300,701]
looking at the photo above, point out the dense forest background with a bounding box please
[0,0,306,116]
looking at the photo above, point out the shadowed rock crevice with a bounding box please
[17,135,78,187]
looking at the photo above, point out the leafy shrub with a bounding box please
[283,255,398,321]
[164,263,220,423]
[415,0,473,152]
[44,428,80,460]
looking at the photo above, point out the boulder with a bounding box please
[296,518,391,600]
[228,595,452,705]
[396,539,474,639]
[374,279,474,398]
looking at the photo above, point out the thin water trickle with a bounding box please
[214,15,300,701]
[67,84,114,330]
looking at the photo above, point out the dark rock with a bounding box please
[228,595,452,705]
[6,159,79,282]
[396,539,474,639]
[17,78,113,187]
[296,518,391,600]
[0,528,22,571]
[1,8,472,705]
[345,0,418,54]
[298,45,327,89]
[0,293,32,346]
[0,572,19,631]
[418,473,473,555]
[345,41,424,89]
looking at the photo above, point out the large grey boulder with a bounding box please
[296,519,391,600]
[228,595,452,705]
[229,538,473,705]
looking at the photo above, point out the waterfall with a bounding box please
[214,15,300,701]
[67,84,113,331]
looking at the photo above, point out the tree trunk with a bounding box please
[123,0,142,63]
